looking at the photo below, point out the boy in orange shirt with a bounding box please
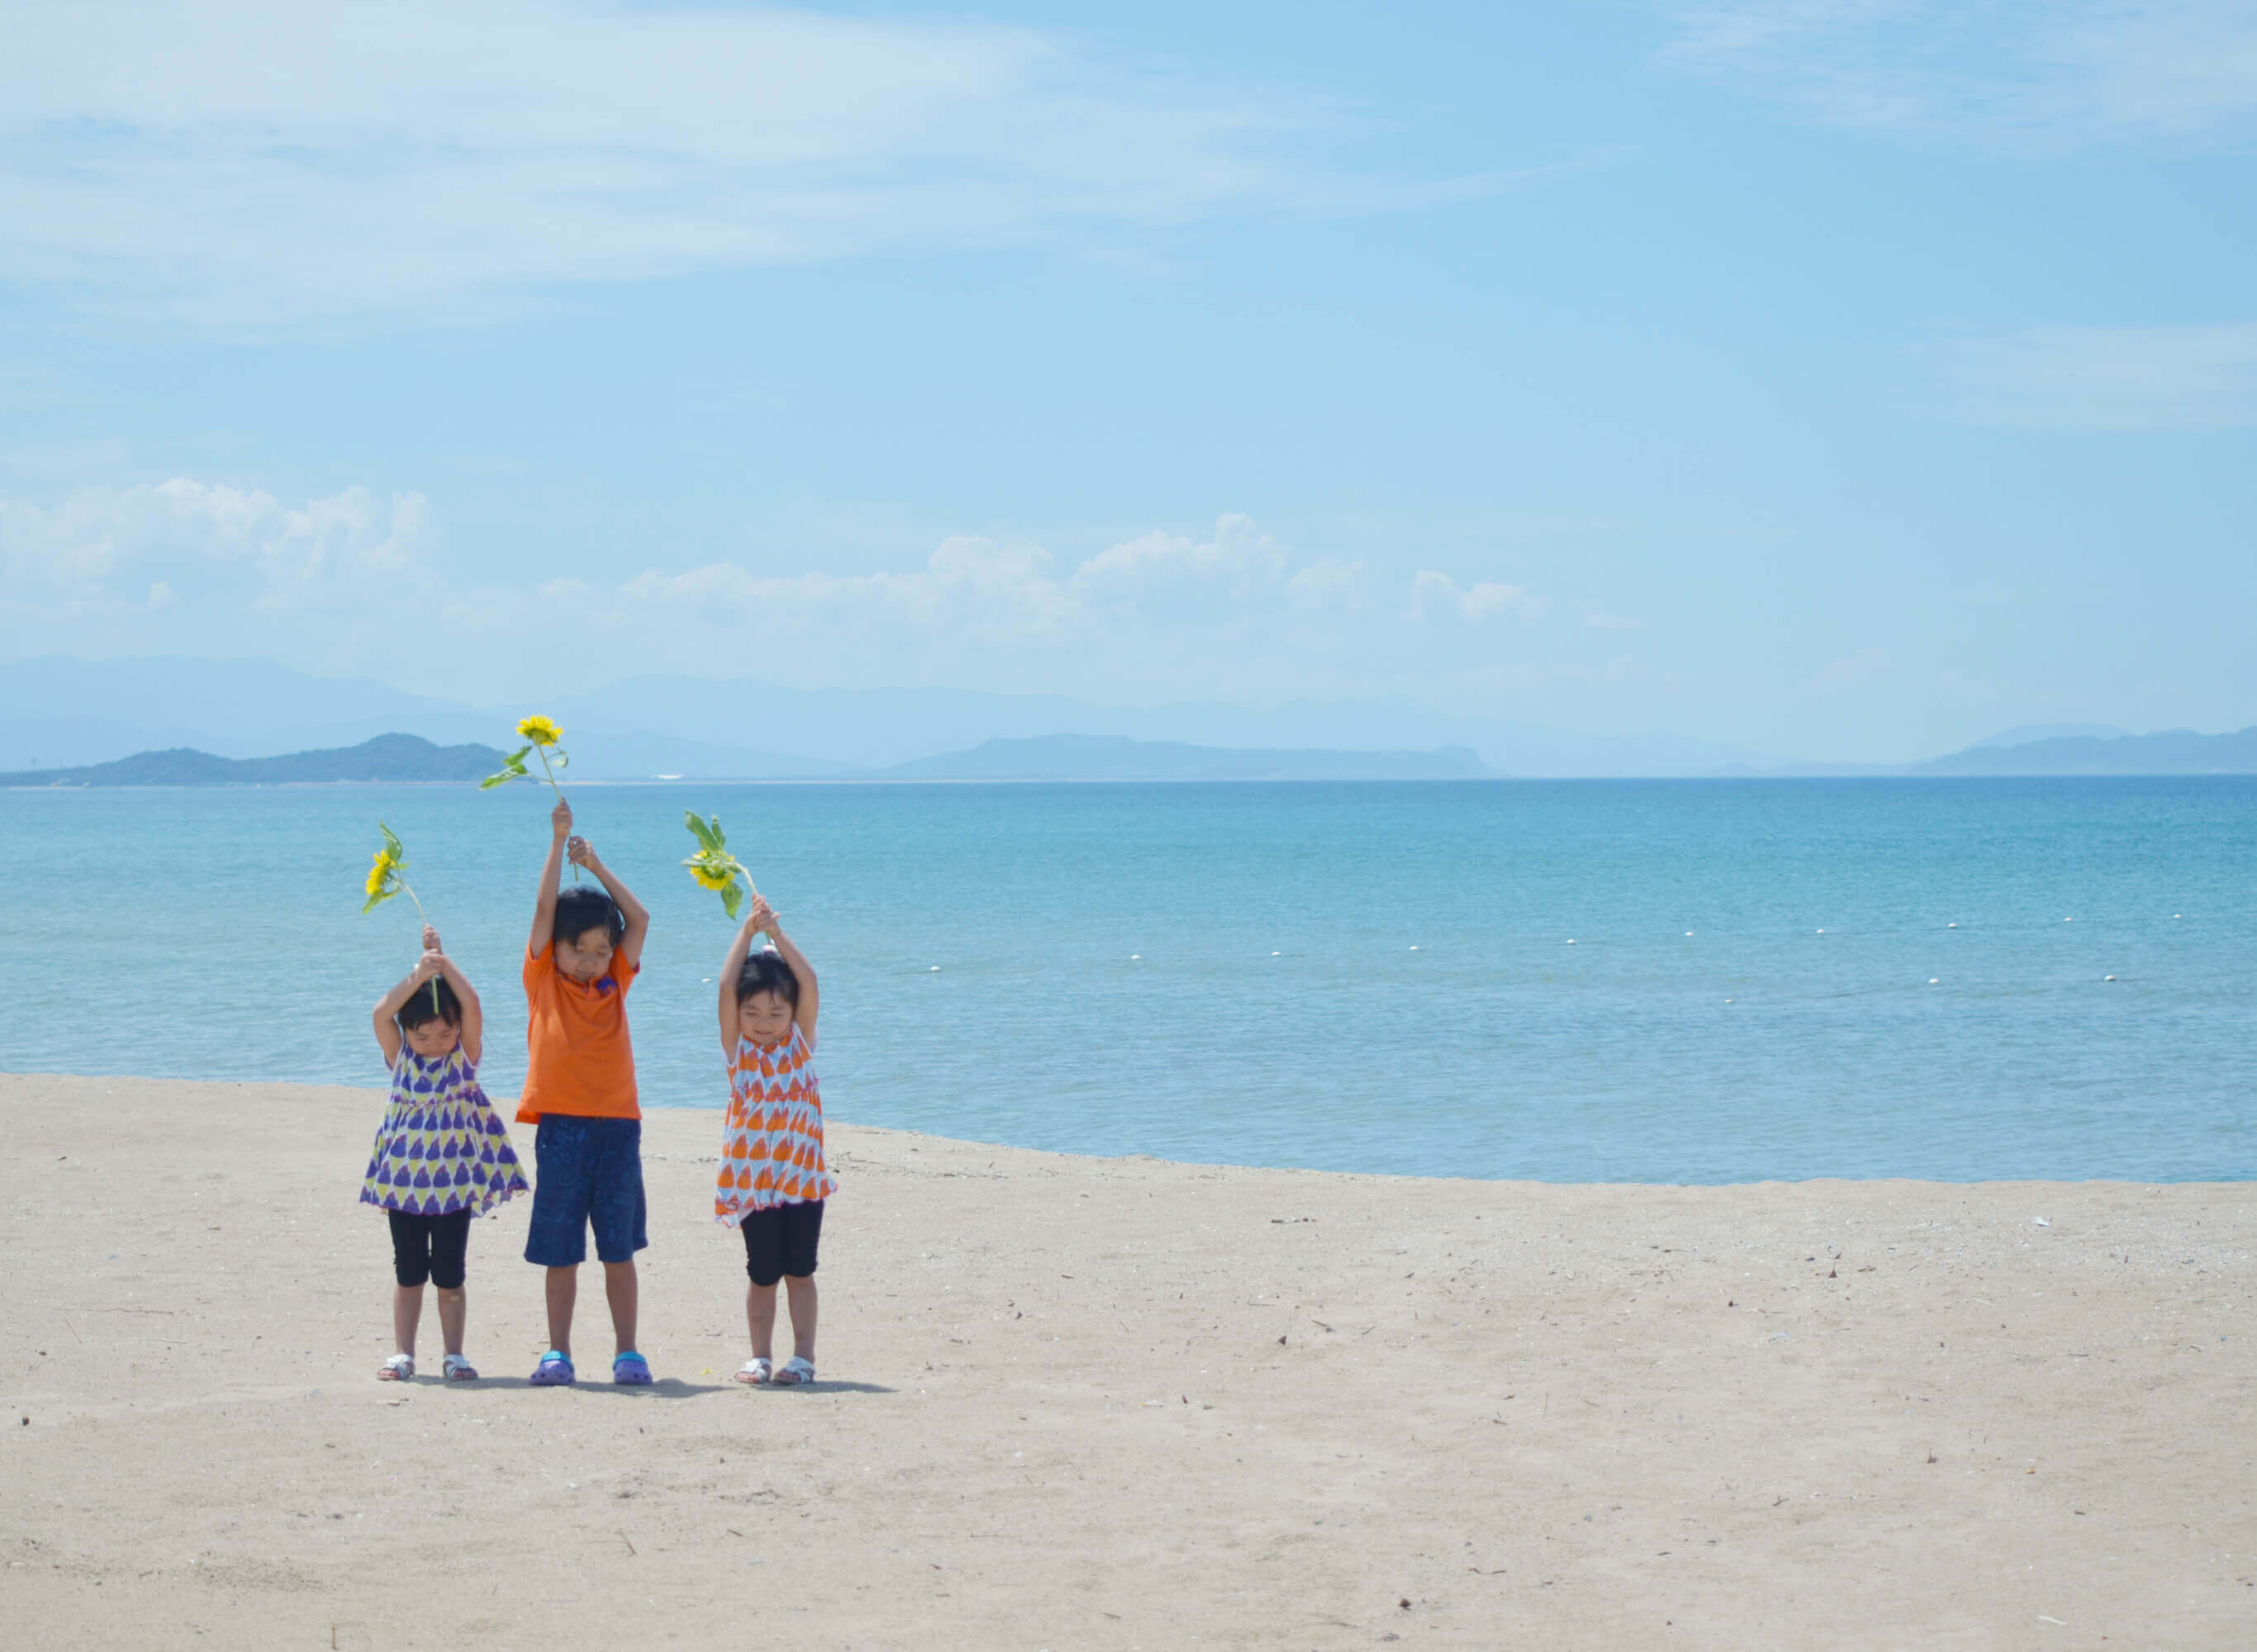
[520,799,654,1386]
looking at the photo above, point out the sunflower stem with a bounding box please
[535,746,581,882]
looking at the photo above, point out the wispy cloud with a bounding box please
[0,1,1530,321]
[1802,645,1891,694]
[2,480,1627,706]
[1661,1,2257,151]
[1932,321,2257,429]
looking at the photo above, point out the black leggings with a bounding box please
[388,1208,473,1289]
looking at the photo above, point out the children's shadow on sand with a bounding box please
[440,1377,897,1397]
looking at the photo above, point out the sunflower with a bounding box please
[682,811,755,918]
[362,823,424,918]
[516,714,563,748]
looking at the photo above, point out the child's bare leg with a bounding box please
[392,1283,424,1358]
[602,1260,638,1356]
[784,1275,818,1362]
[746,1281,778,1362]
[435,1286,467,1358]
[545,1265,577,1355]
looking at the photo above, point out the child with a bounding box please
[363,925,527,1381]
[715,895,834,1386]
[518,799,654,1386]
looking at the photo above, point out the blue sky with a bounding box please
[2,0,2252,760]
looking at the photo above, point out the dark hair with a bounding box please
[397,972,462,1032]
[735,947,800,1007]
[554,886,625,949]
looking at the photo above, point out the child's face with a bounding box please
[737,990,794,1048]
[403,1018,462,1059]
[555,927,615,983]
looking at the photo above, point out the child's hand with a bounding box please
[417,948,445,979]
[744,895,776,935]
[567,834,596,869]
[422,924,442,954]
[551,798,573,838]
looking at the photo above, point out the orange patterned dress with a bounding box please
[715,1025,835,1224]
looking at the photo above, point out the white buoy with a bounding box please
[1724,998,1733,1004]
[2104,975,2117,982]
[1130,954,1140,961]
[2174,914,2182,919]
[1816,928,1825,934]
[1929,978,1939,985]
[1566,938,1575,945]
[1947,923,1957,929]
[1271,951,1281,957]
[2065,917,2073,923]
[1684,931,1694,937]
[929,965,941,971]
[1409,945,1419,951]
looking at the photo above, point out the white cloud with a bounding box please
[1803,645,1892,694]
[2,479,1633,709]
[1409,570,1549,622]
[1662,1,2257,151]
[1932,320,2257,429]
[0,478,435,608]
[0,1,1523,320]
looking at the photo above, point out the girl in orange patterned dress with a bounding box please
[715,897,834,1386]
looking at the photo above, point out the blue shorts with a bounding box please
[525,1116,648,1266]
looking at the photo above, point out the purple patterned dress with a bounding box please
[359,1048,529,1217]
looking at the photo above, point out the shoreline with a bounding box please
[3,1068,2247,1189]
[5,1070,2251,1647]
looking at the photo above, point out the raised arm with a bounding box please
[425,926,483,1066]
[716,911,763,1055]
[370,942,444,1068]
[758,903,820,1038]
[527,798,570,957]
[569,836,651,973]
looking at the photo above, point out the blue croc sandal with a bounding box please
[529,1351,575,1386]
[612,1351,653,1386]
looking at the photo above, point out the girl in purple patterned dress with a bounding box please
[362,927,528,1381]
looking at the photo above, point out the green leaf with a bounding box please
[361,881,393,915]
[683,810,720,853]
[479,747,532,789]
[379,820,405,863]
[550,748,569,771]
[720,878,743,920]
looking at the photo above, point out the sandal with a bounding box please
[378,1353,414,1381]
[772,1355,816,1387]
[529,1351,575,1386]
[442,1354,478,1382]
[612,1351,653,1386]
[733,1358,772,1386]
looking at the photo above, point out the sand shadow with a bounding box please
[414,1375,732,1397]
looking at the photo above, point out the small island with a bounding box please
[0,733,511,787]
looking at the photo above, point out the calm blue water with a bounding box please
[5,778,2251,1181]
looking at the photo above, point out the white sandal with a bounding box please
[378,1353,414,1381]
[733,1358,772,1385]
[442,1354,478,1382]
[773,1355,815,1387]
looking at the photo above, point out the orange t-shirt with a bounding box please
[516,942,640,1123]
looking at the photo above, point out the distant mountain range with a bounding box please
[886,735,1494,781]
[1913,727,2257,776]
[0,734,511,787]
[9,722,2253,789]
[0,654,1767,777]
[1,654,2250,780]
[1,731,1494,786]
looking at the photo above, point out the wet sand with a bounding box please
[2,1071,2251,1649]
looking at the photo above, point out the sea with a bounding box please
[5,777,2251,1183]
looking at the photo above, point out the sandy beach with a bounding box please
[2,1072,2250,1649]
